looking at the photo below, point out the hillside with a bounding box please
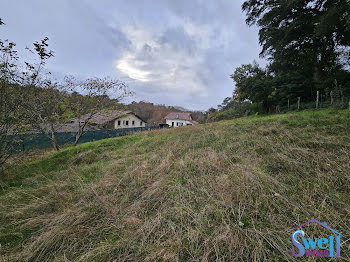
[1,109,350,261]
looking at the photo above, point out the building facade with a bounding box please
[114,114,145,129]
[82,110,147,130]
[164,112,198,127]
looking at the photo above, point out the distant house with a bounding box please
[82,110,147,129]
[164,112,198,127]
[27,110,147,134]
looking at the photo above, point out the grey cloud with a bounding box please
[159,27,196,54]
[1,0,265,110]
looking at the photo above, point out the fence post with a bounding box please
[330,91,333,105]
[316,91,319,109]
[297,97,300,111]
[288,99,290,110]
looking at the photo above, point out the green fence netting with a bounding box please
[8,126,160,152]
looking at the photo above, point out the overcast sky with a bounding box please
[1,0,265,110]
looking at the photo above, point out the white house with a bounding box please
[83,110,147,129]
[164,112,198,127]
[113,112,146,129]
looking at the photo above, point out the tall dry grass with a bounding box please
[1,109,350,261]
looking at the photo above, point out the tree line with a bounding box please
[215,0,350,118]
[0,19,131,170]
[0,18,207,170]
[128,101,207,126]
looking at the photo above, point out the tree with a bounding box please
[231,63,276,113]
[217,97,232,110]
[63,76,131,146]
[242,0,350,70]
[0,18,133,158]
[240,0,350,106]
[0,19,62,155]
[190,111,207,124]
[9,39,131,151]
[0,31,23,169]
[0,18,34,170]
[19,38,66,151]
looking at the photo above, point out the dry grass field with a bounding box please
[1,109,350,261]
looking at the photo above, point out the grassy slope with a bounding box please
[1,109,350,261]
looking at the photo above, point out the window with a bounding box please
[176,122,179,126]
[125,120,129,126]
[172,122,174,127]
[140,121,142,126]
[117,120,121,126]
[132,120,135,126]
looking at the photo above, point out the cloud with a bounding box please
[115,24,207,96]
[117,57,152,82]
[1,0,265,110]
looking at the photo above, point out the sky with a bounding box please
[1,0,265,110]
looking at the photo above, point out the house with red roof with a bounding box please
[164,112,198,127]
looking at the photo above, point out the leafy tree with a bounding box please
[242,0,349,73]
[190,111,207,124]
[231,63,276,112]
[19,38,65,151]
[0,27,23,169]
[1,19,133,154]
[232,0,350,112]
[207,107,217,114]
[208,95,253,122]
[217,97,232,110]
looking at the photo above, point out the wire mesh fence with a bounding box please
[277,94,350,113]
[8,126,160,152]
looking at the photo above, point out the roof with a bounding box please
[165,112,192,121]
[28,122,99,134]
[86,110,131,125]
[54,123,98,132]
[26,110,146,134]
[292,219,343,236]
[189,120,199,125]
[81,110,147,125]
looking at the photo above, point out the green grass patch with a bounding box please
[1,109,350,261]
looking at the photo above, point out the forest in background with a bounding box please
[210,0,350,121]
